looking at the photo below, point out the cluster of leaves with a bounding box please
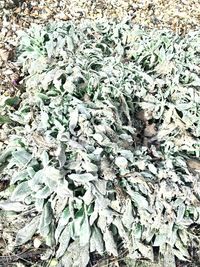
[0,19,200,266]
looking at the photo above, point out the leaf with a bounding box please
[103,228,118,256]
[44,166,63,181]
[176,203,186,223]
[72,207,84,239]
[173,248,190,261]
[45,39,55,58]
[80,214,91,247]
[187,158,200,173]
[15,216,39,246]
[39,201,53,237]
[5,96,20,107]
[115,156,128,169]
[0,115,12,124]
[90,225,104,255]
[82,187,94,205]
[55,207,71,242]
[119,150,134,163]
[0,148,14,164]
[148,163,158,175]
[11,181,31,201]
[122,199,134,229]
[56,224,71,258]
[41,151,49,167]
[68,173,97,183]
[144,123,157,137]
[11,169,31,184]
[69,108,79,135]
[39,111,50,130]
[137,243,154,260]
[82,161,98,173]
[35,185,52,198]
[31,166,63,190]
[175,237,190,259]
[153,233,167,247]
[66,36,74,52]
[79,244,90,267]
[126,185,149,210]
[12,149,32,167]
[0,201,28,212]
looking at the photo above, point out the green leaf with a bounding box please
[5,96,20,107]
[0,115,12,124]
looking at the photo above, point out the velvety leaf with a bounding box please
[56,224,71,258]
[103,228,118,256]
[0,201,28,212]
[80,214,91,247]
[68,173,97,183]
[15,217,39,246]
[12,149,32,167]
[11,181,31,201]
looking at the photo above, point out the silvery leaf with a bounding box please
[15,216,39,246]
[0,201,28,212]
[56,224,71,258]
[12,149,32,167]
[11,181,31,202]
[68,173,97,183]
[90,225,104,255]
[103,228,118,256]
[80,214,91,247]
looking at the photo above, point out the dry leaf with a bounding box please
[187,159,200,173]
[136,110,153,122]
[144,123,157,137]
[0,48,10,61]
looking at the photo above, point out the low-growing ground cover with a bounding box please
[0,19,200,266]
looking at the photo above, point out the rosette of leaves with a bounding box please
[0,19,200,266]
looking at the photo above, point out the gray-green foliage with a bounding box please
[0,19,200,266]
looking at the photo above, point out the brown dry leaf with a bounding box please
[0,180,10,192]
[144,123,157,137]
[54,12,70,20]
[0,48,10,61]
[187,159,200,173]
[136,109,153,122]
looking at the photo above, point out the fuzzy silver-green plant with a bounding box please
[0,19,200,266]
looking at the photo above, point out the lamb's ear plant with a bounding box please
[0,19,200,266]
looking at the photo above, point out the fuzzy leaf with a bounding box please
[15,217,39,246]
[11,181,31,201]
